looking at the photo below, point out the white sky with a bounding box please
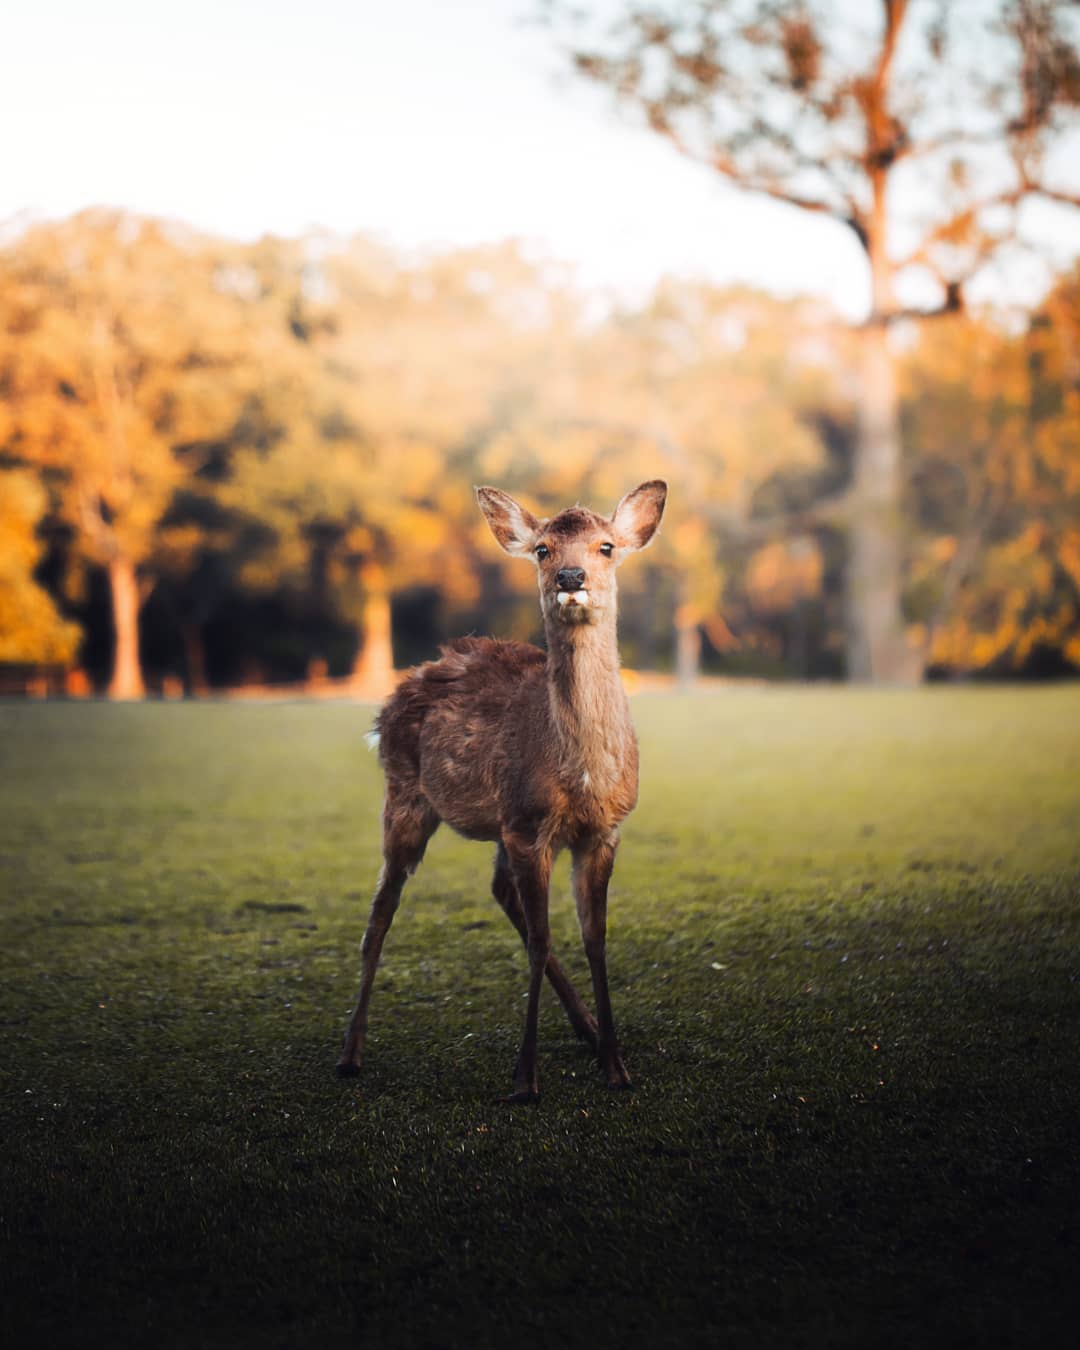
[1,0,1075,321]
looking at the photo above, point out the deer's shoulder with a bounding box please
[434,636,546,679]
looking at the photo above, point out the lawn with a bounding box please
[2,687,1079,1349]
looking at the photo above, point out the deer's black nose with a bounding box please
[556,568,586,591]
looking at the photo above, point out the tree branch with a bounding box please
[651,118,867,246]
[1032,185,1080,210]
[933,181,1080,221]
[75,481,119,564]
[864,0,911,169]
[875,0,909,96]
[891,175,1080,318]
[903,125,1015,162]
[864,282,966,327]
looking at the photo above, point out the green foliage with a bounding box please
[0,470,80,663]
[0,212,263,572]
[2,691,1078,1347]
[903,267,1080,671]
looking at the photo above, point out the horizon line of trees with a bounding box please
[1,208,1078,697]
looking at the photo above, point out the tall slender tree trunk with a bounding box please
[180,622,209,697]
[674,589,701,687]
[350,563,395,697]
[847,325,916,682]
[107,555,145,700]
[638,568,659,671]
[846,161,920,685]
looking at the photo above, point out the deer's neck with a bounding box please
[544,612,633,781]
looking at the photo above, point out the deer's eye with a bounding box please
[599,542,614,557]
[535,544,550,560]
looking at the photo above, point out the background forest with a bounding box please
[1,211,1078,695]
[2,1,1079,695]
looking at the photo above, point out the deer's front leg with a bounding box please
[501,830,553,1105]
[573,831,632,1090]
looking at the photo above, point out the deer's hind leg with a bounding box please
[491,843,598,1050]
[499,830,556,1104]
[337,789,439,1077]
[572,831,632,1090]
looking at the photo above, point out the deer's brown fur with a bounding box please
[337,481,667,1101]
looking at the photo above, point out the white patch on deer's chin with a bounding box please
[555,589,594,623]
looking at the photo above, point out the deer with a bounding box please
[337,480,667,1103]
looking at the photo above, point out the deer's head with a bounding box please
[476,482,667,627]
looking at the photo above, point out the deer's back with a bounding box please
[376,637,550,840]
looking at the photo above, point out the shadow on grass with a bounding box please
[5,897,1080,1350]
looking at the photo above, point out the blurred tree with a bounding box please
[543,283,841,680]
[6,208,1072,689]
[904,266,1080,673]
[221,239,563,692]
[0,212,269,697]
[545,0,1080,681]
[0,470,81,665]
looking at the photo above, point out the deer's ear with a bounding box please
[475,486,541,557]
[611,480,667,553]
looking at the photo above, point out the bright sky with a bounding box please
[1,0,1075,320]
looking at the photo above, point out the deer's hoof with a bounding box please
[498,1088,541,1106]
[335,1059,362,1078]
[603,1055,633,1090]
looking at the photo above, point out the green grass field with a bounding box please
[2,688,1079,1349]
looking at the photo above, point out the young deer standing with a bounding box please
[337,481,667,1102]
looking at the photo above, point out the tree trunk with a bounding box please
[846,158,921,685]
[674,595,701,688]
[636,568,660,671]
[789,597,808,680]
[180,622,209,697]
[107,555,145,700]
[846,324,917,682]
[350,564,395,697]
